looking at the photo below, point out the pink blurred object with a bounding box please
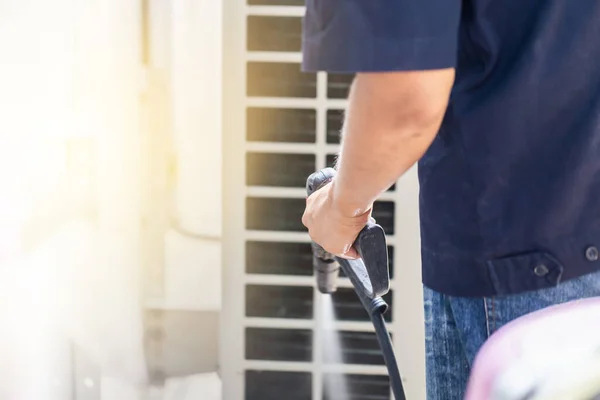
[465,296,600,400]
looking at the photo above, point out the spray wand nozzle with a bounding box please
[307,168,406,400]
[306,168,390,309]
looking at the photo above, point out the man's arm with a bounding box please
[332,70,455,217]
[301,0,461,257]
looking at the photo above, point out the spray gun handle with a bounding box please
[306,168,390,300]
[306,167,337,262]
[307,168,341,294]
[343,220,390,300]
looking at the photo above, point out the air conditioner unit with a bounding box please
[221,1,426,399]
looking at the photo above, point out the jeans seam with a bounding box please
[491,297,496,332]
[448,296,473,369]
[483,297,491,338]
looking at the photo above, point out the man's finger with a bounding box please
[301,210,310,228]
[336,244,360,260]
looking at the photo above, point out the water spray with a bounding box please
[307,168,406,400]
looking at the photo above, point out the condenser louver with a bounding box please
[220,1,425,398]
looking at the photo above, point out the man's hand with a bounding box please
[302,181,372,259]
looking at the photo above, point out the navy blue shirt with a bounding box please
[303,1,600,297]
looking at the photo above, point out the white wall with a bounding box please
[68,0,148,391]
[171,0,223,240]
[164,0,223,313]
[0,0,147,398]
[139,0,223,392]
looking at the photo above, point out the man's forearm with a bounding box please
[331,71,454,217]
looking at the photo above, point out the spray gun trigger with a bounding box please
[355,221,390,298]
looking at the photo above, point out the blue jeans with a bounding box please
[423,269,600,400]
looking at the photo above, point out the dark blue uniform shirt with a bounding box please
[303,0,600,297]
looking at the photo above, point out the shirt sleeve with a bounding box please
[302,0,462,73]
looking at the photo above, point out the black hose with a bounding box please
[369,300,406,400]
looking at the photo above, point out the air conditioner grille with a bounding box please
[246,241,314,276]
[246,370,312,400]
[247,62,317,98]
[246,284,314,319]
[246,152,316,187]
[224,4,405,398]
[246,327,313,361]
[247,107,317,143]
[323,374,390,400]
[247,16,302,52]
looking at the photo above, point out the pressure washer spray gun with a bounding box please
[307,168,407,400]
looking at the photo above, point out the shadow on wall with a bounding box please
[146,309,220,379]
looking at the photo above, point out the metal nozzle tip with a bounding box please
[314,258,340,294]
[317,281,338,295]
